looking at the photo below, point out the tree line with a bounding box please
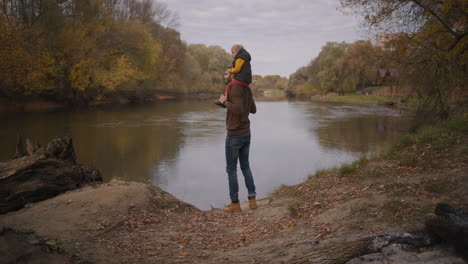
[342,0,467,120]
[250,75,288,97]
[0,0,231,104]
[1,0,465,118]
[289,0,466,120]
[288,40,386,97]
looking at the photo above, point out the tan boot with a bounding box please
[249,199,257,210]
[223,202,241,213]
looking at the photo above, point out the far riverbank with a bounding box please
[0,93,180,112]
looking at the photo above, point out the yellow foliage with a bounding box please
[70,59,94,91]
[0,25,57,93]
[142,40,162,72]
[295,82,320,95]
[95,56,139,91]
[0,2,195,100]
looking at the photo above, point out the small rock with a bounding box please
[45,240,57,246]
[27,238,40,245]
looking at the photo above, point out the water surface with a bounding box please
[0,100,409,209]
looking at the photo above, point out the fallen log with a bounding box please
[0,136,102,214]
[426,203,468,259]
[289,231,431,264]
[289,204,468,264]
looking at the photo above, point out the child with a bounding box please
[215,44,252,107]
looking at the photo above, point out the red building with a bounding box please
[375,32,402,50]
[375,68,397,85]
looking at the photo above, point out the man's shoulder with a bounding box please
[231,83,249,88]
[230,84,250,93]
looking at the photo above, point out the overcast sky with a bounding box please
[157,0,365,77]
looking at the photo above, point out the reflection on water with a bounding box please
[0,100,410,210]
[293,103,408,154]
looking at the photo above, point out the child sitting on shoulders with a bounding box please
[215,44,252,107]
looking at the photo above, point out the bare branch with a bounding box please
[411,0,460,38]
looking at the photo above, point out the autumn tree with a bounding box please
[0,0,232,105]
[288,41,377,97]
[0,0,59,98]
[250,75,288,96]
[341,0,468,120]
[336,40,382,93]
[184,44,231,94]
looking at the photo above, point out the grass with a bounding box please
[418,125,445,144]
[288,202,300,219]
[272,170,330,198]
[1,227,66,253]
[339,164,357,176]
[307,169,333,180]
[446,116,467,132]
[399,135,415,147]
[387,116,467,163]
[387,138,411,160]
[45,239,65,253]
[364,86,390,92]
[271,184,294,197]
[339,157,368,177]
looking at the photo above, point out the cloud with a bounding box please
[156,0,362,77]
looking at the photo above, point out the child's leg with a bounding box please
[224,83,233,96]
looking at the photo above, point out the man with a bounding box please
[218,67,257,212]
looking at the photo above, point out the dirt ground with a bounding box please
[1,122,467,263]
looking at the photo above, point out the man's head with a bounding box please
[231,44,243,58]
[224,67,234,84]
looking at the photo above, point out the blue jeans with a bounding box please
[225,133,256,203]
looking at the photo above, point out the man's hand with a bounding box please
[219,95,227,105]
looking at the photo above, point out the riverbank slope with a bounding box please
[0,118,466,263]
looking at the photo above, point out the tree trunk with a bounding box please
[426,203,468,259]
[0,136,102,214]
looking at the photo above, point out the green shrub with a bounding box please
[339,163,357,176]
[445,116,467,132]
[418,125,444,144]
[387,135,415,159]
[399,135,415,147]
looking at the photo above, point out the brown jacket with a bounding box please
[225,84,256,136]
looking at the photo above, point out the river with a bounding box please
[0,100,410,210]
